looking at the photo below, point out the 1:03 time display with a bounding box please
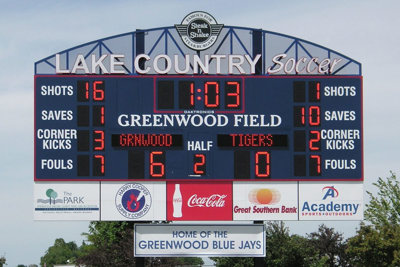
[157,79,243,112]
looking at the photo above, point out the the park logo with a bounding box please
[37,188,63,205]
[175,11,223,51]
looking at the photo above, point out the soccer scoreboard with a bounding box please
[35,75,362,181]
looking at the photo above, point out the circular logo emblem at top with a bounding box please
[175,11,224,51]
[115,183,152,219]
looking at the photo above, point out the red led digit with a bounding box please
[316,82,320,101]
[226,81,240,108]
[194,154,206,175]
[310,155,321,175]
[93,81,104,101]
[85,81,89,100]
[150,151,165,178]
[309,106,320,126]
[190,82,194,106]
[309,130,321,151]
[302,107,306,125]
[101,106,105,125]
[94,155,105,174]
[94,130,105,151]
[205,81,219,108]
[255,151,270,178]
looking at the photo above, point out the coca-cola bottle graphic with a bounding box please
[172,184,183,218]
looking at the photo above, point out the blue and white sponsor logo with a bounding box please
[302,185,360,217]
[115,183,152,219]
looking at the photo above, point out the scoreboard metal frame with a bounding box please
[34,18,363,183]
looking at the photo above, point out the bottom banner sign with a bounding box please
[134,224,266,257]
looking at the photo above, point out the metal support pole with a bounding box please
[253,221,267,267]
[136,257,145,267]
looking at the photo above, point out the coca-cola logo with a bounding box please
[187,194,226,208]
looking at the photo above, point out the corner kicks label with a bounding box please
[175,11,223,51]
[115,183,151,219]
[299,182,363,221]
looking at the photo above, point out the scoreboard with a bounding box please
[34,75,362,181]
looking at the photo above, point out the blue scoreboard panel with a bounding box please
[35,75,362,181]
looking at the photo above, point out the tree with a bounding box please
[265,222,319,267]
[307,224,348,267]
[211,257,253,267]
[77,221,136,266]
[346,172,400,266]
[346,223,400,267]
[0,256,5,267]
[211,221,322,267]
[77,221,203,267]
[40,238,80,267]
[365,171,400,226]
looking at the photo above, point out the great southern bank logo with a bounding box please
[248,188,281,205]
[115,183,152,219]
[175,11,223,51]
[322,186,339,200]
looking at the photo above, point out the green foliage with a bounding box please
[0,256,5,267]
[77,221,203,267]
[77,221,135,266]
[365,171,400,226]
[40,238,80,267]
[265,221,319,267]
[212,222,322,267]
[346,172,400,266]
[211,257,253,267]
[346,223,400,267]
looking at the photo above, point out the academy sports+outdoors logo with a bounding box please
[175,11,223,51]
[322,186,339,200]
[115,183,152,219]
[301,185,360,217]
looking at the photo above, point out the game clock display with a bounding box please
[35,75,362,181]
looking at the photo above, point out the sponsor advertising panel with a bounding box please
[233,182,298,220]
[101,182,166,221]
[134,224,265,257]
[299,182,363,220]
[167,182,232,221]
[34,182,100,220]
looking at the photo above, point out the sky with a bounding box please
[1,0,400,265]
